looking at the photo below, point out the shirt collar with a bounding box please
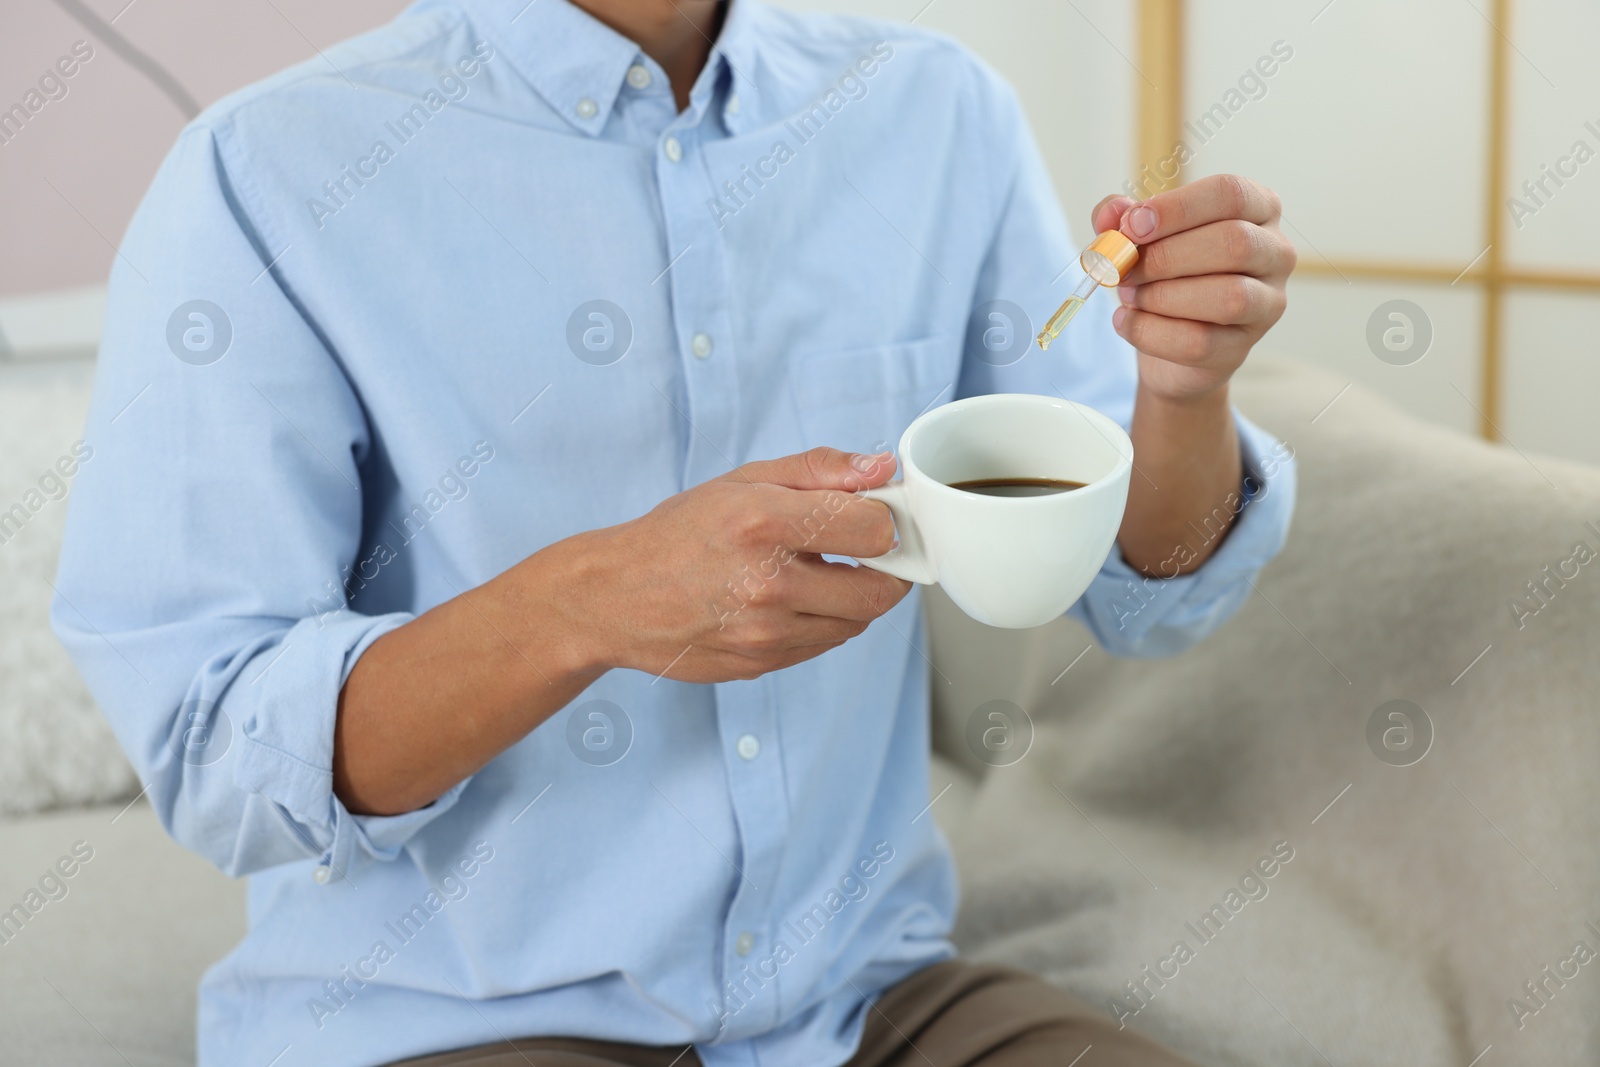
[459,0,761,136]
[711,0,759,131]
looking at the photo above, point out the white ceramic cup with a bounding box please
[855,393,1133,629]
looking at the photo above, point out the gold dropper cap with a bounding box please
[1080,229,1139,286]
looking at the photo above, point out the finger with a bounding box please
[789,614,873,645]
[784,558,912,622]
[721,609,866,650]
[734,446,896,492]
[1113,305,1246,366]
[679,642,848,683]
[1119,174,1282,244]
[738,637,852,676]
[1123,219,1294,284]
[1091,194,1137,236]
[712,606,863,665]
[775,489,898,557]
[1119,275,1286,328]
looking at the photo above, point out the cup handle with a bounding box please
[854,482,937,585]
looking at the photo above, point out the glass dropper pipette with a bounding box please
[1036,229,1141,350]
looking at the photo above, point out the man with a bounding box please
[54,0,1297,1064]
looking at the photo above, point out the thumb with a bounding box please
[1091,194,1138,236]
[734,446,897,492]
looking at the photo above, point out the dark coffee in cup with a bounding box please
[947,477,1087,498]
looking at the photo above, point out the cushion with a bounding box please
[0,357,138,816]
[0,800,245,1065]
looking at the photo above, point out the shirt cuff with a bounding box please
[1070,411,1297,658]
[229,610,472,881]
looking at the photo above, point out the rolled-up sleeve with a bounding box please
[1066,413,1296,656]
[954,65,1297,658]
[50,122,465,879]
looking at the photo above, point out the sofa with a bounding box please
[2,352,1595,1065]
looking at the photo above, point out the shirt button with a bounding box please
[663,136,683,163]
[736,733,760,760]
[576,97,598,119]
[691,332,714,360]
[727,93,741,115]
[735,931,755,956]
[626,64,652,90]
[312,865,332,884]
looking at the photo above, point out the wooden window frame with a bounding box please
[1137,0,1600,439]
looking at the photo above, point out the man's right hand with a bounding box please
[553,447,913,683]
[336,447,910,816]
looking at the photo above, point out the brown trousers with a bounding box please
[387,960,1198,1067]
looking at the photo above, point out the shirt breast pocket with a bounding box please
[788,336,958,455]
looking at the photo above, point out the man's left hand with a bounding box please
[1091,174,1296,402]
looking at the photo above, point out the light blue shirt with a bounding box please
[52,2,1295,1065]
